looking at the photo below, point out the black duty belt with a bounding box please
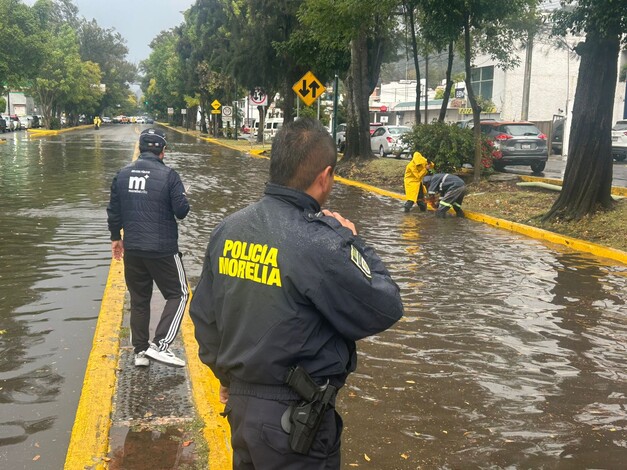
[229,379,301,401]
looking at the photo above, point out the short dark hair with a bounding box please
[139,128,167,155]
[269,118,337,190]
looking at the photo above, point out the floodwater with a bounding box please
[1,126,626,469]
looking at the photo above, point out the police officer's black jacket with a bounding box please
[190,183,404,389]
[107,152,189,256]
[424,173,465,196]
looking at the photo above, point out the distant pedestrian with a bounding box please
[107,128,190,367]
[423,173,467,218]
[403,151,432,212]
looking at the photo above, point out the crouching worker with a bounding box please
[403,151,432,212]
[423,173,467,218]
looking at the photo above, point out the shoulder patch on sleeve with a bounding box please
[350,244,372,279]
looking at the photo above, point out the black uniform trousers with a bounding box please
[225,392,343,470]
[123,252,189,354]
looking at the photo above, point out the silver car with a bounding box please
[611,120,627,162]
[370,125,411,158]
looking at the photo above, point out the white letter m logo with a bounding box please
[129,176,146,191]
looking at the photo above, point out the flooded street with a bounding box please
[1,125,626,469]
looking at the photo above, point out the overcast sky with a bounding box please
[25,0,196,65]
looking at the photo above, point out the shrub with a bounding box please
[402,121,497,173]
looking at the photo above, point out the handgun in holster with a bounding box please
[283,365,337,455]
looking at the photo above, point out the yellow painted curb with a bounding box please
[64,259,126,470]
[28,124,93,137]
[519,175,627,197]
[464,210,627,265]
[181,308,233,470]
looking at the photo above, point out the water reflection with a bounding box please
[1,127,625,468]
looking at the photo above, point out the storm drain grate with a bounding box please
[113,346,195,423]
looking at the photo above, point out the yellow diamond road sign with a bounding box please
[293,71,326,107]
[211,99,221,110]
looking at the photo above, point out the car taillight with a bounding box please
[495,133,513,141]
[386,137,393,143]
[538,133,547,140]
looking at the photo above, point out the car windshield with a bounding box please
[613,122,627,131]
[502,124,541,136]
[388,127,410,135]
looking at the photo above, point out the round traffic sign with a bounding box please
[380,105,388,112]
[222,106,233,117]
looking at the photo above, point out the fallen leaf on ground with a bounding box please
[182,440,193,447]
[401,453,409,459]
[364,454,371,462]
[33,455,40,461]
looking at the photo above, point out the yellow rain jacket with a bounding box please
[404,151,429,202]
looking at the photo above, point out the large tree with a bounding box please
[77,19,137,116]
[544,0,627,220]
[0,0,45,93]
[417,0,538,180]
[299,0,397,162]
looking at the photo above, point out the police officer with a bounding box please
[423,172,467,218]
[107,128,190,367]
[189,118,404,469]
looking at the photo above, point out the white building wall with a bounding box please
[478,37,627,125]
[478,41,580,122]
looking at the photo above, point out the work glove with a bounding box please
[403,201,413,213]
[417,200,427,212]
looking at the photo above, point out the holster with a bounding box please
[283,366,337,454]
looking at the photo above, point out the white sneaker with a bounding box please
[145,343,185,367]
[134,351,150,367]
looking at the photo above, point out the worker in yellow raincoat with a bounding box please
[403,151,432,212]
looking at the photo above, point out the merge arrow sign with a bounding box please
[293,71,326,107]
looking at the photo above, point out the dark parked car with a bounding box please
[479,121,548,174]
[0,116,6,133]
[551,119,564,154]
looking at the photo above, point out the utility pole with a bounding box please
[424,54,429,122]
[521,29,534,121]
[332,74,339,142]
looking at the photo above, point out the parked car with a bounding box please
[479,120,548,174]
[611,120,627,162]
[370,125,412,158]
[369,122,383,135]
[551,119,564,154]
[102,116,112,124]
[336,123,347,152]
[0,116,6,133]
[455,117,494,129]
[10,115,22,130]
[22,115,40,129]
[2,115,16,131]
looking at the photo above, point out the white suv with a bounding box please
[611,120,627,162]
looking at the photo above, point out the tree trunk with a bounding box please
[438,41,454,122]
[464,16,482,183]
[343,31,376,162]
[199,95,208,134]
[405,2,421,125]
[544,34,619,220]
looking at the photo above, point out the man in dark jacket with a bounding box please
[423,173,467,218]
[107,128,190,367]
[189,118,404,469]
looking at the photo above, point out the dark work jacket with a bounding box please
[189,183,404,389]
[424,173,465,196]
[107,152,189,256]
